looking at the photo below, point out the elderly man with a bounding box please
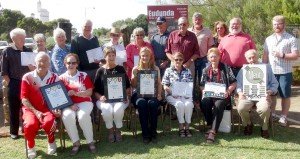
[150,16,170,76]
[21,52,60,158]
[237,50,278,138]
[189,12,214,79]
[1,28,32,139]
[165,17,200,77]
[71,19,100,80]
[218,17,256,77]
[263,15,299,127]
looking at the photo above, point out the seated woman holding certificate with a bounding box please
[131,47,162,144]
[162,52,194,138]
[21,53,60,159]
[200,48,236,143]
[59,53,96,155]
[94,46,131,143]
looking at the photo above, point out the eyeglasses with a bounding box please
[66,62,77,65]
[111,34,119,37]
[135,34,144,37]
[174,58,183,62]
[178,23,187,27]
[156,22,163,25]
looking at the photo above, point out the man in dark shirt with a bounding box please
[165,17,200,77]
[150,16,170,76]
[1,28,32,139]
[71,19,100,81]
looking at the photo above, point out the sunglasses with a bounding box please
[66,62,77,65]
[174,58,183,62]
[135,34,144,37]
[156,22,163,25]
[111,34,119,37]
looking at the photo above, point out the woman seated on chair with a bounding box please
[131,47,162,144]
[21,52,60,159]
[162,52,194,138]
[60,53,96,155]
[94,46,131,143]
[200,48,236,143]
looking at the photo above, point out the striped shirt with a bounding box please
[264,31,299,74]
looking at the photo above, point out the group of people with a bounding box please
[1,12,299,159]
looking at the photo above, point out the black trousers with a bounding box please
[8,79,22,135]
[201,97,229,131]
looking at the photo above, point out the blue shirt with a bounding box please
[51,44,70,75]
[236,63,279,94]
[150,31,170,60]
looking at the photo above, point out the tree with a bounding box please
[17,17,46,37]
[134,14,148,34]
[0,9,25,41]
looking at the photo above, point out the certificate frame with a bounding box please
[103,74,127,103]
[137,70,158,98]
[203,82,226,99]
[40,81,73,110]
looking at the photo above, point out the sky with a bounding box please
[0,0,160,32]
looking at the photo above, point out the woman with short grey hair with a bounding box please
[51,28,70,75]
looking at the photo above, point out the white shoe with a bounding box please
[27,147,37,159]
[47,142,57,155]
[279,116,287,127]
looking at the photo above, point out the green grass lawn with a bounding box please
[1,114,300,159]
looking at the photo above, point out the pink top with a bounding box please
[126,41,153,78]
[218,32,256,67]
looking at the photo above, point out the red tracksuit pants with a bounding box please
[22,108,56,149]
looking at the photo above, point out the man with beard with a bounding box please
[218,17,256,77]
[263,15,299,127]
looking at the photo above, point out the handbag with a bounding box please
[218,110,231,133]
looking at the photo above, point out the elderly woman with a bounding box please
[212,21,228,47]
[126,27,153,78]
[21,52,60,158]
[59,53,96,155]
[94,46,131,143]
[200,48,236,143]
[162,52,194,138]
[33,33,50,53]
[1,28,32,139]
[131,47,162,144]
[51,28,70,75]
[103,27,126,66]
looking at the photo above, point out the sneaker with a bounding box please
[27,147,37,159]
[279,116,287,127]
[47,142,57,155]
[11,134,19,140]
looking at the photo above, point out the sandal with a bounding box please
[70,144,80,156]
[179,129,186,138]
[185,129,192,138]
[206,131,216,143]
[88,142,96,154]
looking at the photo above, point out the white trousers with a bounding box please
[96,101,128,129]
[62,101,94,144]
[166,96,194,124]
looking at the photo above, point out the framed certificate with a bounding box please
[103,74,127,102]
[203,82,226,99]
[137,70,158,98]
[171,81,193,98]
[40,81,73,110]
[242,64,267,101]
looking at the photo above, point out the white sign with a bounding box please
[86,47,103,63]
[21,52,36,66]
[171,81,193,98]
[107,77,124,100]
[116,50,127,65]
[242,64,267,101]
[203,82,226,99]
[134,55,139,66]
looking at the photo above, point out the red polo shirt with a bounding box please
[165,30,200,63]
[218,32,256,67]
